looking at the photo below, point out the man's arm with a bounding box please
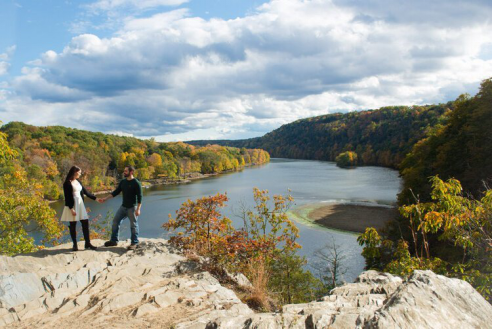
[102,181,121,202]
[135,180,143,216]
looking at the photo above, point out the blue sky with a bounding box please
[1,0,492,141]
[1,0,269,76]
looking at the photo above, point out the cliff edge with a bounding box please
[1,239,491,328]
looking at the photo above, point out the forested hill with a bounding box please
[0,122,269,200]
[190,77,491,200]
[189,103,452,169]
[398,78,492,202]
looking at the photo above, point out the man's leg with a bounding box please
[110,206,127,243]
[127,207,139,245]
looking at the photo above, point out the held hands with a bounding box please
[71,209,77,216]
[96,197,106,204]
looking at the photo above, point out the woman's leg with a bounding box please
[69,221,78,251]
[81,219,97,250]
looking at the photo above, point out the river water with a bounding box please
[51,158,401,282]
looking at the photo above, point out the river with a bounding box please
[51,158,401,282]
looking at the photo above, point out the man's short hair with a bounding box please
[125,165,136,172]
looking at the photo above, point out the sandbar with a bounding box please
[291,203,397,233]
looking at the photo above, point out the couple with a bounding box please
[61,165,143,251]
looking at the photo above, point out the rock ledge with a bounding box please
[1,239,491,328]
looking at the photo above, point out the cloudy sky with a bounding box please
[1,0,492,141]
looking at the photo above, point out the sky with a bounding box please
[1,0,492,142]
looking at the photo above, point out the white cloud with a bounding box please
[0,45,16,76]
[0,45,16,61]
[0,62,10,76]
[2,0,492,140]
[87,0,188,12]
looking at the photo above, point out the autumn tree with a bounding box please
[0,121,270,198]
[147,153,162,168]
[335,151,358,168]
[239,188,300,264]
[163,193,235,267]
[164,188,316,308]
[358,176,492,300]
[0,124,64,255]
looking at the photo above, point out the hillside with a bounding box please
[0,122,269,199]
[190,79,492,201]
[189,103,451,169]
[399,79,492,202]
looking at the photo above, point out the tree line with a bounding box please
[0,122,270,200]
[189,103,451,169]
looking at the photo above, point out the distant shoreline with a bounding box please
[48,163,266,203]
[289,202,397,234]
[93,172,220,196]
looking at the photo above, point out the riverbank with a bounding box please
[49,163,267,202]
[290,202,397,234]
[94,172,219,195]
[47,173,219,203]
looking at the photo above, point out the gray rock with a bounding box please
[0,273,45,308]
[236,270,492,329]
[154,291,182,308]
[133,303,158,318]
[224,270,254,289]
[1,239,251,327]
[366,270,492,329]
[1,240,491,329]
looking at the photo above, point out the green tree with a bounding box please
[269,251,320,304]
[335,151,358,168]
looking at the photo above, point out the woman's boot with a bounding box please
[69,222,78,251]
[81,220,97,250]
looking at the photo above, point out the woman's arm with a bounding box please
[79,180,97,201]
[63,181,75,209]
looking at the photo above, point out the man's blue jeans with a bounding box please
[110,205,139,245]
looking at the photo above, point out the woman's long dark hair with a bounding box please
[65,166,81,183]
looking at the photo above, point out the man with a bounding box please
[102,165,143,250]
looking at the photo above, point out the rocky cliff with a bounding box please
[1,239,491,328]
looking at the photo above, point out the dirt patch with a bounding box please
[308,204,397,233]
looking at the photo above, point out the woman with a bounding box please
[60,166,99,251]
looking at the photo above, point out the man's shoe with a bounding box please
[104,241,118,247]
[72,244,79,251]
[85,243,98,250]
[127,244,138,250]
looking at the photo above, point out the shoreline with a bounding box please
[48,163,266,203]
[289,202,397,234]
